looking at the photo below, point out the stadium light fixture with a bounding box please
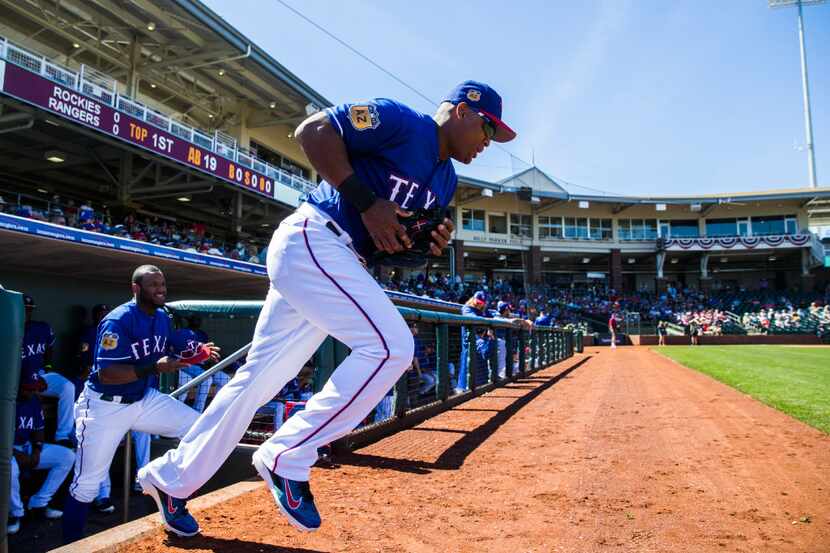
[720,257,728,263]
[150,54,162,63]
[769,255,777,261]
[150,83,157,89]
[655,203,667,211]
[543,256,550,262]
[72,42,80,49]
[690,203,703,212]
[218,69,226,76]
[581,257,590,264]
[481,188,494,198]
[578,201,589,209]
[627,257,636,264]
[498,254,507,261]
[769,0,824,188]
[37,188,49,194]
[531,196,541,204]
[670,258,679,264]
[269,102,277,109]
[463,252,469,257]
[146,21,156,31]
[44,150,65,163]
[177,196,192,202]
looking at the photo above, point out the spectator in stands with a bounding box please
[22,294,75,448]
[9,371,75,534]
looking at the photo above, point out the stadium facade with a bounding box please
[0,0,828,313]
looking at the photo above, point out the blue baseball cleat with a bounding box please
[137,475,199,537]
[252,452,321,532]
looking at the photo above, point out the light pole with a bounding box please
[769,0,824,188]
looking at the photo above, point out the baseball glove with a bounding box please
[369,207,450,268]
[176,342,212,365]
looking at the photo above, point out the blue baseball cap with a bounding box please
[473,291,487,301]
[497,301,510,312]
[443,80,516,143]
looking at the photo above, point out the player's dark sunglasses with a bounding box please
[477,112,497,141]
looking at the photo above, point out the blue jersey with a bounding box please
[307,98,458,258]
[89,300,188,398]
[21,321,55,374]
[534,314,552,327]
[14,396,44,446]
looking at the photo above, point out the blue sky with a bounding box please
[204,0,829,195]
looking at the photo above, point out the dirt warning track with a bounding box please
[120,348,830,553]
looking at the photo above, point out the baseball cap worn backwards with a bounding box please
[443,80,516,143]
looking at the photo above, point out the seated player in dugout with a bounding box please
[21,294,76,448]
[9,370,75,535]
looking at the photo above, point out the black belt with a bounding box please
[325,221,341,236]
[98,394,140,404]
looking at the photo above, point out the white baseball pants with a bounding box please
[140,203,414,496]
[10,443,75,516]
[69,387,198,503]
[96,430,151,500]
[41,371,75,441]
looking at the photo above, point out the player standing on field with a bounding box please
[61,265,220,544]
[138,81,516,534]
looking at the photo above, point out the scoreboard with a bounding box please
[0,60,298,203]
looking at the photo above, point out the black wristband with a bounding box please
[134,362,159,379]
[338,174,377,213]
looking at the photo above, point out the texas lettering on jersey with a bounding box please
[388,174,438,210]
[20,342,48,360]
[129,335,169,360]
[17,414,38,431]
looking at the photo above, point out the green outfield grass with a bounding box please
[653,346,830,434]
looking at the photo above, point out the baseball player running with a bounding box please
[138,80,515,533]
[61,265,220,543]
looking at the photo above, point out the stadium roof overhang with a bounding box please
[457,168,830,208]
[0,100,293,240]
[0,0,331,130]
[0,226,268,298]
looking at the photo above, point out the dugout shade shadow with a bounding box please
[338,357,590,475]
[164,534,330,553]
